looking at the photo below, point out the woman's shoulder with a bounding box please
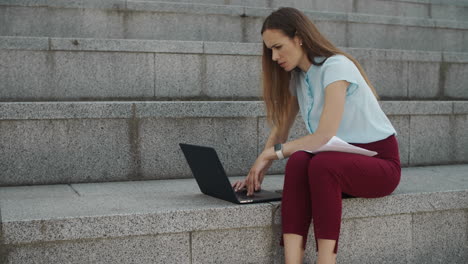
[319,54,359,76]
[322,54,353,67]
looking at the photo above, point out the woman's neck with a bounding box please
[298,55,312,73]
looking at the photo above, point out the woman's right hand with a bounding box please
[231,178,247,193]
[231,153,273,195]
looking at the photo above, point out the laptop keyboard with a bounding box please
[235,189,260,199]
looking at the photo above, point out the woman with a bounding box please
[231,7,401,264]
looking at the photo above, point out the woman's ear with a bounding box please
[293,35,303,46]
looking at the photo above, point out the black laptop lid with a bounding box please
[179,143,238,202]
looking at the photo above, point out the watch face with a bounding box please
[274,144,281,151]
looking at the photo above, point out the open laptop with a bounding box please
[179,143,282,204]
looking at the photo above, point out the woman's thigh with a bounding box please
[308,151,401,198]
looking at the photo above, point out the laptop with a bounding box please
[179,143,282,204]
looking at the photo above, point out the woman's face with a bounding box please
[262,29,304,72]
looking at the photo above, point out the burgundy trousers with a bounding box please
[279,135,401,254]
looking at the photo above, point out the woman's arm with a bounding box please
[263,95,299,152]
[264,80,348,160]
[244,80,348,195]
[231,95,299,192]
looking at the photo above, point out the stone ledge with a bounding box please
[1,37,467,101]
[389,0,468,7]
[0,164,467,245]
[2,0,468,9]
[3,36,468,62]
[50,38,205,54]
[127,1,244,16]
[1,0,468,30]
[0,101,466,120]
[454,101,468,114]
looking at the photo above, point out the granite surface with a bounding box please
[2,36,468,100]
[3,233,191,264]
[1,2,467,51]
[1,100,466,120]
[1,165,467,245]
[0,101,467,184]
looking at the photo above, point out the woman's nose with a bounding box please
[272,50,279,61]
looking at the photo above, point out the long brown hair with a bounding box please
[261,7,378,128]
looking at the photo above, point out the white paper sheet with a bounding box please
[300,136,378,157]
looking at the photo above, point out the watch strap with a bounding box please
[274,143,284,160]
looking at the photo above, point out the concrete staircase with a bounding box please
[0,0,467,263]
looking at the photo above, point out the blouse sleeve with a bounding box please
[321,55,360,96]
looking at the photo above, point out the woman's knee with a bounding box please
[308,153,336,172]
[285,151,312,172]
[308,153,340,182]
[284,151,312,186]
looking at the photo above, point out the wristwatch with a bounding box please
[274,143,284,160]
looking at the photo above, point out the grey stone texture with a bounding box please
[3,233,191,264]
[138,117,258,179]
[336,214,413,263]
[126,0,244,16]
[203,41,262,55]
[0,180,273,244]
[1,37,468,100]
[349,22,465,52]
[0,101,467,185]
[124,8,244,42]
[1,165,467,263]
[0,102,133,120]
[4,0,468,22]
[409,115,453,165]
[1,1,468,51]
[0,184,75,200]
[192,227,276,264]
[133,101,264,118]
[0,36,48,50]
[453,114,468,163]
[388,115,410,166]
[410,210,468,263]
[445,62,468,99]
[355,0,429,19]
[0,50,154,101]
[0,0,127,9]
[444,51,468,64]
[360,58,409,98]
[407,61,440,99]
[50,37,204,53]
[397,165,468,194]
[314,21,348,48]
[0,118,134,185]
[454,101,468,114]
[380,101,453,115]
[431,3,468,21]
[154,53,204,98]
[205,54,262,98]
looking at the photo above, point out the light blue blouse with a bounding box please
[289,54,396,143]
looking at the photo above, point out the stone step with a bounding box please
[1,1,468,51]
[0,101,466,186]
[150,0,468,21]
[1,36,468,101]
[1,164,467,263]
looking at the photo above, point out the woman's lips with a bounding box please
[279,62,286,67]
